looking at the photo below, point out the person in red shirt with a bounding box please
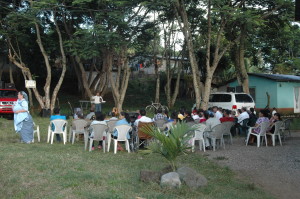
[220,109,235,123]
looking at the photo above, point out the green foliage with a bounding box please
[141,122,194,171]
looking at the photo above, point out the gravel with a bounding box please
[201,131,300,199]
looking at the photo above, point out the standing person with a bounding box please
[50,107,67,142]
[92,92,105,113]
[13,91,34,144]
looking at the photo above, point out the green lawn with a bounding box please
[0,117,274,199]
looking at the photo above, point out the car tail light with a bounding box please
[232,105,237,109]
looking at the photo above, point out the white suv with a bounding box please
[207,92,255,110]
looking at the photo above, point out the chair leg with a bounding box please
[47,127,51,143]
[37,126,40,142]
[272,135,275,146]
[84,132,88,150]
[51,133,54,144]
[222,138,225,149]
[63,133,66,145]
[192,138,195,152]
[126,140,130,153]
[69,128,72,142]
[264,135,267,147]
[278,134,282,146]
[202,139,205,152]
[229,134,233,145]
[89,139,93,151]
[114,140,117,154]
[72,131,75,144]
[103,140,106,153]
[107,135,111,152]
[257,135,260,147]
[246,131,250,146]
[212,139,216,151]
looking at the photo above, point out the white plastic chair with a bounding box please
[106,120,118,152]
[70,119,88,146]
[246,122,269,147]
[88,124,107,152]
[191,123,206,152]
[33,122,40,143]
[280,119,292,140]
[222,121,234,145]
[207,123,226,151]
[47,119,68,144]
[267,121,283,146]
[155,119,167,131]
[112,125,132,154]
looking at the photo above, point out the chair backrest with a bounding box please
[222,121,234,135]
[51,119,67,133]
[258,122,269,136]
[138,122,154,139]
[107,120,118,133]
[210,123,225,139]
[155,119,166,128]
[90,124,108,141]
[274,121,284,135]
[284,119,292,130]
[73,119,88,132]
[192,123,206,140]
[114,125,132,141]
[194,119,200,123]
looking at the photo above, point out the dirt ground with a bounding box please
[201,131,300,199]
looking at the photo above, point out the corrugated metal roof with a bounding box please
[250,73,300,82]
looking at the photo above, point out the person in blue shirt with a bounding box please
[50,107,67,142]
[112,112,131,151]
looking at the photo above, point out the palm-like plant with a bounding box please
[141,122,194,171]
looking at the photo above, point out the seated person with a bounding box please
[153,108,167,121]
[248,109,270,144]
[163,111,178,132]
[237,107,249,125]
[112,112,131,151]
[192,107,198,116]
[89,112,107,150]
[203,111,221,149]
[50,107,66,142]
[109,112,119,121]
[200,110,209,123]
[192,109,200,120]
[248,107,257,127]
[268,113,281,134]
[72,112,88,140]
[112,107,119,117]
[177,109,185,121]
[85,108,95,120]
[220,109,235,123]
[134,109,152,126]
[183,111,194,124]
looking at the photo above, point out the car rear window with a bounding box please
[209,94,232,102]
[235,94,253,103]
[0,90,18,98]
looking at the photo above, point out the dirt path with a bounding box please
[202,132,300,199]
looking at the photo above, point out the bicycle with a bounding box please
[145,101,169,114]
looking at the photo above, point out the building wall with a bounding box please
[276,82,300,109]
[229,76,278,109]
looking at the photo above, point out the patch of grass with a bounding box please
[0,117,274,199]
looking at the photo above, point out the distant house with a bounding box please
[219,73,300,113]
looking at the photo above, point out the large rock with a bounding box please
[160,172,181,188]
[140,170,161,183]
[177,167,208,188]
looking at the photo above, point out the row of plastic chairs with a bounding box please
[191,121,235,152]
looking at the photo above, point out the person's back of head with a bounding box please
[111,112,116,117]
[203,111,210,119]
[140,109,146,116]
[54,107,60,115]
[157,108,162,114]
[242,107,247,112]
[77,112,84,119]
[171,111,178,120]
[250,107,255,113]
[224,109,231,117]
[95,112,105,121]
[237,109,242,114]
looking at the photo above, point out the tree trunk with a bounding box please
[9,64,14,83]
[108,47,131,112]
[154,57,160,103]
[75,56,93,99]
[238,28,249,94]
[50,13,68,111]
[174,0,202,109]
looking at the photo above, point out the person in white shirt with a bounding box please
[92,92,105,112]
[237,107,249,124]
[272,107,277,116]
[134,109,152,126]
[213,106,223,120]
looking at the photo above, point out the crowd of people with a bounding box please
[12,90,283,148]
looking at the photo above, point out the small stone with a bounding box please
[160,172,181,188]
[177,167,207,188]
